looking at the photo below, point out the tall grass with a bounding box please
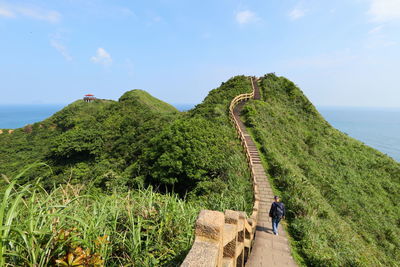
[0,181,199,266]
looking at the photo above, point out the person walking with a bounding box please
[269,196,285,235]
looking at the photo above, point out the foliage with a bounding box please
[0,78,254,203]
[0,76,255,265]
[118,89,178,114]
[242,73,400,266]
[0,180,199,266]
[0,92,178,188]
[139,117,235,190]
[190,75,252,122]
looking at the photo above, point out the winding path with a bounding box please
[235,78,297,267]
[181,77,297,267]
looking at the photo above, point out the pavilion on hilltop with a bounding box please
[83,94,96,102]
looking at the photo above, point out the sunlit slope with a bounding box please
[242,73,400,266]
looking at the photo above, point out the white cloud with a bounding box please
[366,34,397,48]
[17,7,60,23]
[91,48,112,66]
[0,7,15,18]
[368,25,383,34]
[369,0,400,22]
[235,10,259,25]
[152,16,161,23]
[286,50,357,68]
[144,12,162,26]
[366,25,397,48]
[0,4,60,22]
[289,7,306,20]
[201,32,211,39]
[50,37,72,61]
[366,38,397,48]
[119,7,134,17]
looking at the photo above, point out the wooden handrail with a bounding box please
[181,77,260,267]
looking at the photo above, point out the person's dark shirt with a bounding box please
[269,201,285,218]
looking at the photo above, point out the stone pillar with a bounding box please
[181,210,225,267]
[224,210,241,266]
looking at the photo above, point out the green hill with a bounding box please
[1,74,399,266]
[0,78,255,265]
[242,73,400,266]
[119,89,178,114]
[0,78,253,199]
[0,90,178,188]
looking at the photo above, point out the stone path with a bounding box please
[234,78,297,267]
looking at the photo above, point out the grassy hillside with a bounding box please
[119,89,178,114]
[242,74,400,266]
[0,92,178,188]
[0,76,254,266]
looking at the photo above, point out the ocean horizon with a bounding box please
[0,104,399,162]
[318,106,400,162]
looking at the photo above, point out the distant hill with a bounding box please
[242,73,400,266]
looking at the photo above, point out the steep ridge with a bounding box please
[181,77,297,266]
[242,74,400,266]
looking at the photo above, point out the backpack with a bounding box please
[272,202,284,218]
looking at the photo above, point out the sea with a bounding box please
[318,107,400,162]
[0,105,399,162]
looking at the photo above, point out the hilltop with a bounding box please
[119,89,178,113]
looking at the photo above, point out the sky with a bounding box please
[0,0,399,107]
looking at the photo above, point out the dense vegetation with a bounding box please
[0,77,254,266]
[0,180,198,266]
[242,74,400,266]
[0,90,179,189]
[2,73,399,266]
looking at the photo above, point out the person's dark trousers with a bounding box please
[272,217,281,235]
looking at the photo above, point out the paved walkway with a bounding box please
[234,78,297,267]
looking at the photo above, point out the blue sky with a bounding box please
[0,0,399,107]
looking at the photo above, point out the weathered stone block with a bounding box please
[181,241,219,267]
[195,210,225,242]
